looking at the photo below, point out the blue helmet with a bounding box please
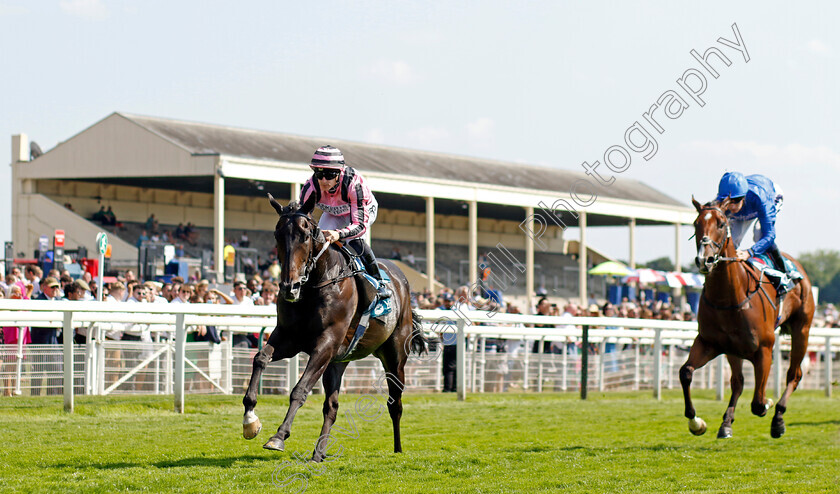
[716,172,748,201]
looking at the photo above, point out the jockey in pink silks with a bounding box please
[298,145,391,299]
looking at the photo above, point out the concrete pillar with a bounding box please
[214,170,225,283]
[674,223,681,273]
[12,134,29,163]
[629,217,636,269]
[426,197,435,294]
[525,206,535,311]
[291,183,301,204]
[579,211,588,305]
[468,200,478,290]
[673,222,682,306]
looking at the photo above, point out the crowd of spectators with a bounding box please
[0,263,283,395]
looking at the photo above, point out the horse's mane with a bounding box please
[281,201,303,216]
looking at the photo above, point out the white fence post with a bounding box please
[633,340,640,391]
[96,326,106,395]
[826,336,833,398]
[774,335,783,399]
[15,327,24,396]
[653,328,662,400]
[716,355,725,401]
[63,311,74,413]
[537,337,545,393]
[598,339,606,392]
[174,313,186,413]
[456,319,466,401]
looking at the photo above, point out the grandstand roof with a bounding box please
[123,113,684,207]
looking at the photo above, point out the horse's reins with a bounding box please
[280,213,361,290]
[698,206,777,312]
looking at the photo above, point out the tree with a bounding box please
[819,271,840,304]
[643,256,674,272]
[798,249,840,289]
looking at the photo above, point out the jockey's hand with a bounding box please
[735,250,750,261]
[322,230,340,244]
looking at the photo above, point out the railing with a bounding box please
[0,300,837,413]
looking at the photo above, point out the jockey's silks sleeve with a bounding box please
[298,179,317,215]
[730,174,778,256]
[338,180,369,240]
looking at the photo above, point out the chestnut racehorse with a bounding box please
[680,197,814,438]
[242,197,427,461]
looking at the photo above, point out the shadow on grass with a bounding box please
[54,454,278,470]
[787,419,840,427]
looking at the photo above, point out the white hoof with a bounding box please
[689,416,707,436]
[243,411,262,440]
[765,398,774,410]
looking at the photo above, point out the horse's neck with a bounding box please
[706,245,748,302]
[309,244,345,284]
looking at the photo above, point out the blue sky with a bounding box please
[2,1,838,266]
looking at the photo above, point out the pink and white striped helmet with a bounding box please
[310,145,345,170]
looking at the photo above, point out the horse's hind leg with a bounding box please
[717,355,744,439]
[679,336,720,436]
[264,347,334,451]
[376,341,408,453]
[771,312,812,438]
[311,361,349,462]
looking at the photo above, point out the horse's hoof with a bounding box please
[243,419,262,440]
[263,437,286,451]
[716,426,733,439]
[688,417,707,436]
[771,417,786,438]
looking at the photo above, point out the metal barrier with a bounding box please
[0,300,837,413]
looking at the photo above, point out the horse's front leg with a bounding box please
[263,343,336,451]
[679,336,720,436]
[242,329,297,440]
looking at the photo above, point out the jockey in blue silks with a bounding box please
[716,171,792,284]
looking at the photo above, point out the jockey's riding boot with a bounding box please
[768,244,793,294]
[356,242,392,299]
[768,244,790,277]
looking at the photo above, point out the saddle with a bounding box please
[332,244,394,362]
[749,253,802,295]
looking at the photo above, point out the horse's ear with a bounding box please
[267,193,284,216]
[691,195,702,212]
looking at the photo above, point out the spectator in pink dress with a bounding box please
[2,286,31,396]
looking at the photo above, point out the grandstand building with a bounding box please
[11,113,695,307]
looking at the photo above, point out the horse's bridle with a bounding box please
[698,206,738,271]
[279,213,330,287]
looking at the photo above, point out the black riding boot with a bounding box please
[768,244,793,294]
[768,244,789,277]
[349,239,392,299]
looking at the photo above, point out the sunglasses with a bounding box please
[313,169,340,180]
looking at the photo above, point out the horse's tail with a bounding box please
[409,309,428,356]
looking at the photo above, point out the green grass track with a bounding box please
[1,390,838,493]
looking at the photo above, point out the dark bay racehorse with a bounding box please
[242,196,427,461]
[681,197,814,439]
